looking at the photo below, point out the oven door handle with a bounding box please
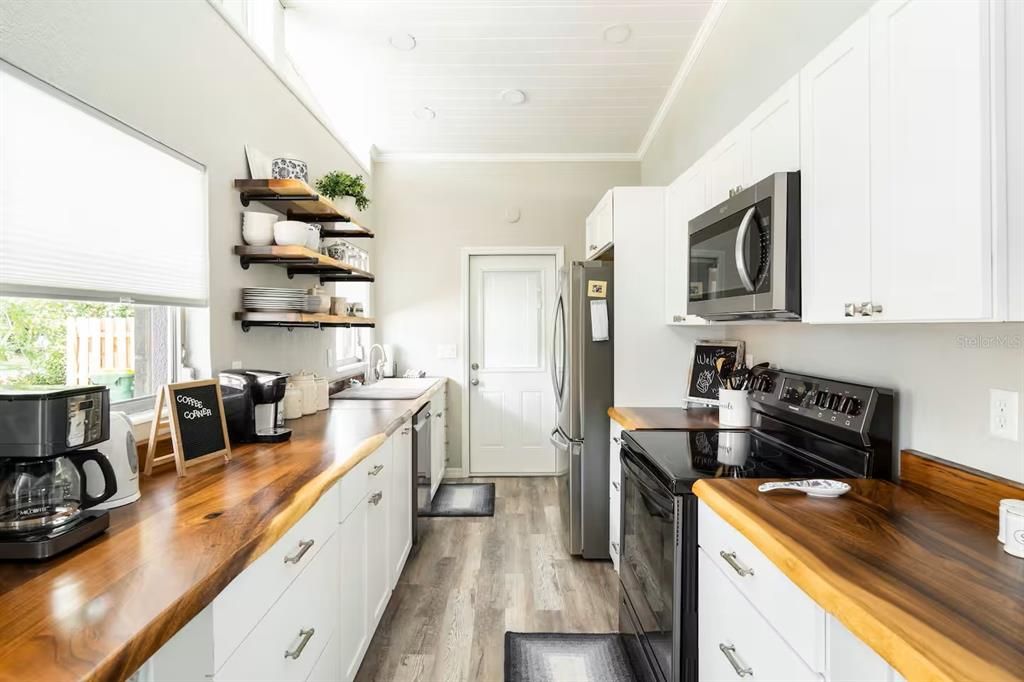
[734,206,757,293]
[622,457,674,508]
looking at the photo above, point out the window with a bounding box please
[335,280,370,369]
[0,63,206,411]
[0,298,182,409]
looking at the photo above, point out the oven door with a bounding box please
[620,452,676,682]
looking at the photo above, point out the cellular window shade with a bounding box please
[0,64,208,307]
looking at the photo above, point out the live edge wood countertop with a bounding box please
[0,379,446,682]
[608,406,726,430]
[693,451,1024,682]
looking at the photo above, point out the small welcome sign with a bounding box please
[145,379,231,477]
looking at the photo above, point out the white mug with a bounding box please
[718,389,751,427]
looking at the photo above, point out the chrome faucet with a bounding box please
[367,344,388,384]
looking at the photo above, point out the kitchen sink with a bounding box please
[333,377,437,401]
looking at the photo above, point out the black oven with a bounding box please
[619,448,696,682]
[687,172,800,321]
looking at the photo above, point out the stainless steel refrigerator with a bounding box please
[550,260,613,558]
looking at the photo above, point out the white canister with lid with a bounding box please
[283,385,303,420]
[315,376,330,411]
[998,499,1024,543]
[293,372,317,415]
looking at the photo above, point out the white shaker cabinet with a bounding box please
[430,388,447,495]
[608,419,623,571]
[869,0,997,321]
[800,16,873,323]
[364,441,392,629]
[706,131,747,206]
[338,483,369,682]
[826,615,905,682]
[389,423,413,587]
[745,75,801,182]
[664,161,710,326]
[585,189,614,259]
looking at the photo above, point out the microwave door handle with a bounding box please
[734,206,757,293]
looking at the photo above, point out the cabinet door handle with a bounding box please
[719,550,755,577]
[283,539,314,565]
[611,541,619,553]
[369,464,384,476]
[844,302,862,317]
[612,436,621,444]
[284,628,316,660]
[672,314,684,322]
[860,301,883,316]
[718,643,753,677]
[436,411,443,419]
[612,481,620,491]
[401,427,411,435]
[369,491,383,506]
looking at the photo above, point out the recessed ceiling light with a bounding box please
[389,33,417,51]
[500,89,528,106]
[603,23,632,44]
[413,106,436,121]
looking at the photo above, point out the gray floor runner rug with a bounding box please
[419,482,495,517]
[505,632,638,682]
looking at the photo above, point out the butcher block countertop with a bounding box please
[608,406,726,430]
[693,451,1024,682]
[0,379,446,682]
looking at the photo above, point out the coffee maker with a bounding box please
[219,370,292,443]
[0,385,118,560]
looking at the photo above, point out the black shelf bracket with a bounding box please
[239,255,320,272]
[239,320,375,332]
[318,274,375,284]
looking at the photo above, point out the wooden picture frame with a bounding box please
[144,379,232,477]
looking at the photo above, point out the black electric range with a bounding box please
[617,369,895,682]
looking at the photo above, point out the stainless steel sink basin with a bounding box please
[333,378,437,401]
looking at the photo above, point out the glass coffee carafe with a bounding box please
[0,451,117,535]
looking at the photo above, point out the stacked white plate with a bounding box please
[242,287,308,312]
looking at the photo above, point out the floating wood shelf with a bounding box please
[234,179,374,237]
[234,245,375,283]
[235,312,376,332]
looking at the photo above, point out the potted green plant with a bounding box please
[314,171,370,216]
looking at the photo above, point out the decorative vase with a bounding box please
[333,195,358,216]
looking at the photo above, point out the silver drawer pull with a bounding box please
[612,481,620,491]
[284,628,316,660]
[283,539,314,565]
[719,643,753,677]
[369,464,384,476]
[369,491,383,506]
[401,427,411,435]
[719,550,754,577]
[612,436,621,444]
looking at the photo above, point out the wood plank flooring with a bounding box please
[355,477,620,682]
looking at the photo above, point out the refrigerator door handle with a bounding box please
[549,427,570,451]
[551,294,565,406]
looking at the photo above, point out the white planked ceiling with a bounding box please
[284,0,718,160]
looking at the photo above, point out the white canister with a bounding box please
[306,223,322,251]
[283,385,303,420]
[292,373,317,415]
[315,376,330,411]
[718,389,751,427]
[998,499,1024,544]
[1003,503,1024,558]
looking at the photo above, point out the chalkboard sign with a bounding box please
[144,379,231,477]
[685,340,745,406]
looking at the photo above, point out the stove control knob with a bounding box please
[842,397,862,417]
[816,391,831,408]
[827,394,842,411]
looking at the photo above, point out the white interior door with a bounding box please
[468,253,557,475]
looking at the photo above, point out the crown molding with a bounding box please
[371,150,640,164]
[636,0,728,160]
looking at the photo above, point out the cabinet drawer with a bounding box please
[699,549,819,682]
[214,484,339,670]
[698,501,825,672]
[217,532,340,682]
[339,440,391,523]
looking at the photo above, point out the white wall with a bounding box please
[373,160,639,470]
[641,0,1024,481]
[0,0,370,380]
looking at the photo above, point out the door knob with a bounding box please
[471,362,479,370]
[470,378,479,386]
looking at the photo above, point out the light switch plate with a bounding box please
[437,344,457,359]
[990,389,1019,441]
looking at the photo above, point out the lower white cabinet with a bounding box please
[698,501,902,682]
[608,419,623,571]
[430,387,447,496]
[143,416,419,682]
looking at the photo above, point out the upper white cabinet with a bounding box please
[664,162,711,325]
[745,76,801,182]
[585,190,614,259]
[706,131,748,206]
[801,0,1004,323]
[800,17,873,323]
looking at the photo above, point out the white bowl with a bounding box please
[273,220,309,246]
[241,212,275,246]
[306,223,322,251]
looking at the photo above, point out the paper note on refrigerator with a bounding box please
[590,299,609,342]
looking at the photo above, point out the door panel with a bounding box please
[469,254,558,474]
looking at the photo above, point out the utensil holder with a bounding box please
[718,389,751,427]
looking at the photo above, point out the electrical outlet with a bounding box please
[990,389,1019,441]
[231,360,242,369]
[437,344,457,359]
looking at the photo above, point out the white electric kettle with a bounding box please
[86,411,141,509]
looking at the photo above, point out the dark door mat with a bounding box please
[419,482,495,517]
[505,632,638,682]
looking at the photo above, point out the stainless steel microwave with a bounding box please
[687,171,801,320]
